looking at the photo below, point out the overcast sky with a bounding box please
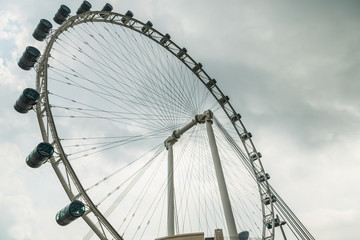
[1,0,359,239]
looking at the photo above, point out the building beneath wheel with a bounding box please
[155,232,204,240]
[155,229,225,240]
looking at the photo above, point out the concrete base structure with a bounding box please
[155,229,226,240]
[155,232,204,240]
[214,229,224,240]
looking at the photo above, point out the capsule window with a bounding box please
[18,46,41,70]
[240,132,252,141]
[76,1,92,15]
[257,173,270,182]
[26,142,54,168]
[56,200,85,226]
[100,3,113,18]
[250,152,262,161]
[160,33,171,45]
[14,88,40,114]
[141,21,153,33]
[102,3,113,12]
[54,5,71,25]
[33,19,52,41]
[37,142,54,157]
[70,201,85,217]
[121,10,134,24]
[206,79,217,88]
[263,195,277,205]
[192,62,203,73]
[218,96,229,105]
[266,218,280,229]
[177,47,187,59]
[231,113,241,122]
[238,231,249,240]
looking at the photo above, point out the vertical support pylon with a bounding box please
[167,144,175,236]
[205,110,238,240]
[164,111,213,238]
[164,113,206,237]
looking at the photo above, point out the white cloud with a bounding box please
[0,193,35,240]
[302,208,360,239]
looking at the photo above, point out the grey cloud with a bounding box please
[1,1,360,240]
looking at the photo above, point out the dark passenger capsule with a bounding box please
[257,173,271,182]
[14,88,40,113]
[231,113,241,122]
[238,231,249,240]
[76,1,92,15]
[33,19,53,41]
[192,62,203,73]
[250,152,262,161]
[100,3,113,18]
[141,21,153,33]
[206,78,217,88]
[121,10,134,24]
[218,95,229,105]
[266,218,280,229]
[160,33,171,45]
[18,46,41,70]
[53,5,71,25]
[26,142,54,168]
[101,3,113,12]
[177,47,187,58]
[56,200,85,226]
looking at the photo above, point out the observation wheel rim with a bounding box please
[34,10,275,240]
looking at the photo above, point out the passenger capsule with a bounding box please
[33,19,52,41]
[53,5,71,25]
[76,1,92,15]
[218,95,229,105]
[177,47,187,59]
[141,21,153,33]
[238,231,249,240]
[206,78,217,88]
[121,10,134,24]
[26,142,54,168]
[160,33,171,45]
[266,218,280,229]
[100,3,113,18]
[240,132,252,141]
[101,3,113,12]
[250,152,262,161]
[231,113,242,122]
[192,62,202,73]
[56,200,85,226]
[18,46,41,70]
[257,173,271,182]
[263,195,277,205]
[14,88,40,113]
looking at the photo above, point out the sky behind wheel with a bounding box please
[0,0,359,240]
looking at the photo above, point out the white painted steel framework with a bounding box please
[204,112,238,240]
[167,144,175,237]
[164,112,208,237]
[33,10,279,240]
[164,110,238,240]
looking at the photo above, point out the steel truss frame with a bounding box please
[34,10,276,240]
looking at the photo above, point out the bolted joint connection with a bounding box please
[164,110,212,150]
[204,109,213,123]
[195,113,206,124]
[164,135,177,150]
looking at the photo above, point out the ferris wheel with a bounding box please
[14,2,315,240]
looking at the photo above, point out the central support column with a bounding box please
[164,110,238,239]
[205,111,238,240]
[164,112,207,237]
[167,144,175,236]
